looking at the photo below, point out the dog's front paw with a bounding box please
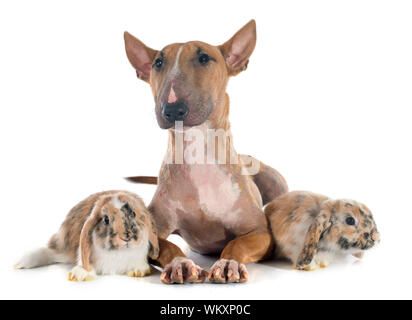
[208,259,248,283]
[68,266,95,282]
[160,257,207,284]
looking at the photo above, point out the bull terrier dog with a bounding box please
[124,20,288,284]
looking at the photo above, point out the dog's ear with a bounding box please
[219,20,257,76]
[124,31,158,82]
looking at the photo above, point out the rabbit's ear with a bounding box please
[79,207,102,271]
[295,208,332,269]
[146,212,160,260]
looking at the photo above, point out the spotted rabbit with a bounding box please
[15,191,159,281]
[265,191,380,271]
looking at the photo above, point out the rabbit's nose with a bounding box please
[372,232,380,242]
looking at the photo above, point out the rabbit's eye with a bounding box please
[104,215,110,225]
[346,216,356,226]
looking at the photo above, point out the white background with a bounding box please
[1,0,411,300]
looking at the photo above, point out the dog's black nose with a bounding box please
[162,102,188,123]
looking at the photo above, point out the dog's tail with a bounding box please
[125,176,158,185]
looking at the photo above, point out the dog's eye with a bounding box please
[104,215,110,225]
[154,58,163,69]
[345,216,356,226]
[131,211,136,218]
[198,54,210,65]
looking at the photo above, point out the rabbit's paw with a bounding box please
[294,259,320,271]
[128,263,152,277]
[68,266,95,282]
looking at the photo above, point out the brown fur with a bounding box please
[48,190,159,270]
[124,20,288,283]
[265,191,380,270]
[126,156,288,207]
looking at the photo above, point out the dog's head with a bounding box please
[124,20,256,129]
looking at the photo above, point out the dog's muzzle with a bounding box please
[162,102,188,123]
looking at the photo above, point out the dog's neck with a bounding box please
[165,93,237,165]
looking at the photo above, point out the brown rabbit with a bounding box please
[265,191,380,271]
[15,191,159,281]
